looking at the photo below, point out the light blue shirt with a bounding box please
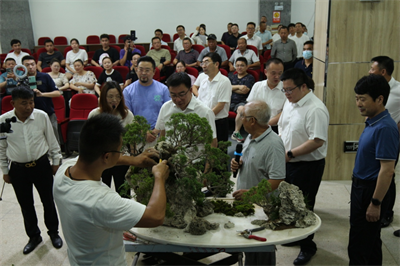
[256,30,272,49]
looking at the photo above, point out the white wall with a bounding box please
[291,0,316,37]
[29,0,259,45]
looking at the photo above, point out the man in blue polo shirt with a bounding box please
[22,55,61,142]
[348,74,399,265]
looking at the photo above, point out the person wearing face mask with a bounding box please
[294,41,314,78]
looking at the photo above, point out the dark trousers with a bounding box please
[245,251,276,266]
[286,159,325,253]
[9,156,59,239]
[385,178,396,217]
[348,178,391,265]
[102,165,130,198]
[215,117,229,142]
[283,61,295,71]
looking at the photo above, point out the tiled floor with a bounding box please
[1,157,399,266]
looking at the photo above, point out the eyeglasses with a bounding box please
[200,61,212,67]
[138,68,152,74]
[170,89,190,99]
[240,113,258,121]
[107,95,121,100]
[281,86,299,94]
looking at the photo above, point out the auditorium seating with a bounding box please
[54,36,68,45]
[38,37,50,45]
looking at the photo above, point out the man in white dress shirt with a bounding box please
[173,25,194,53]
[0,87,63,254]
[241,22,263,55]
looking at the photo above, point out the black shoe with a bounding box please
[23,236,42,254]
[293,250,316,265]
[49,234,63,249]
[381,215,393,228]
[394,229,400,237]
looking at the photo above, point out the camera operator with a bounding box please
[119,36,141,68]
[0,58,23,97]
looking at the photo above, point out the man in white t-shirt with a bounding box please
[241,22,263,55]
[2,39,30,68]
[53,113,169,266]
[173,25,194,53]
[289,22,310,61]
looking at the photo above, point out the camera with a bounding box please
[0,117,16,134]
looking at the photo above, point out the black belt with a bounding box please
[352,177,377,186]
[12,154,48,168]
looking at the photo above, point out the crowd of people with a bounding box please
[0,18,399,266]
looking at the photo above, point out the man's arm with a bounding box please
[221,60,229,68]
[119,49,128,67]
[268,112,281,126]
[37,61,43,72]
[34,89,61,98]
[286,138,324,162]
[212,102,226,116]
[91,59,100,67]
[247,61,260,69]
[229,61,235,72]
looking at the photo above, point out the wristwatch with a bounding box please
[371,198,381,206]
[287,150,295,159]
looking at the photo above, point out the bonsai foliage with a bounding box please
[212,200,255,216]
[123,115,150,155]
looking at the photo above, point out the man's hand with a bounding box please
[123,231,137,242]
[232,189,249,200]
[238,85,250,94]
[3,174,11,184]
[285,151,291,162]
[7,72,16,80]
[157,64,163,70]
[229,65,235,72]
[52,165,60,175]
[33,89,43,97]
[125,79,132,87]
[366,203,381,222]
[152,160,169,182]
[231,158,242,173]
[146,131,157,143]
[135,148,160,168]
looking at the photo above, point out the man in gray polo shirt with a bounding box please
[197,34,228,68]
[231,100,285,265]
[271,26,297,70]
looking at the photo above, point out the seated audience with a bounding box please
[119,36,141,68]
[197,34,228,68]
[241,22,263,55]
[226,23,242,52]
[69,59,97,94]
[173,37,199,67]
[192,24,208,47]
[124,53,141,88]
[191,72,208,97]
[294,41,314,78]
[221,22,233,45]
[229,38,260,73]
[38,39,65,71]
[95,57,124,95]
[175,60,196,86]
[149,29,168,49]
[173,25,194,53]
[0,58,23,97]
[91,34,120,67]
[47,59,69,94]
[3,39,29,68]
[65,38,88,79]
[146,37,171,74]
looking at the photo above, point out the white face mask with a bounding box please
[303,50,313,60]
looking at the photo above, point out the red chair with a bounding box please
[263,50,272,62]
[42,67,65,73]
[0,53,7,63]
[110,45,121,52]
[135,45,146,56]
[234,70,259,82]
[52,95,69,152]
[192,44,204,54]
[1,96,13,114]
[32,53,38,62]
[241,31,247,36]
[36,47,59,56]
[161,45,172,52]
[87,51,95,63]
[108,34,117,44]
[218,44,231,58]
[9,48,31,55]
[118,34,128,44]
[67,94,98,153]
[247,45,258,56]
[173,33,179,41]
[228,111,237,119]
[84,66,103,79]
[113,66,129,83]
[54,36,68,45]
[162,34,171,43]
[86,35,100,44]
[219,68,228,77]
[154,68,166,83]
[63,45,86,58]
[38,37,50,45]
[190,33,194,37]
[185,66,198,78]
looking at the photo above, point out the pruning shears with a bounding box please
[237,227,266,242]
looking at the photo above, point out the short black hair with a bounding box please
[44,39,54,45]
[131,52,141,59]
[100,34,109,40]
[203,52,222,68]
[50,58,61,65]
[296,22,303,26]
[265,58,284,69]
[5,58,16,63]
[281,68,311,90]
[235,57,248,66]
[167,72,191,89]
[79,113,124,164]
[183,37,192,44]
[70,38,80,45]
[74,59,84,65]
[151,37,161,43]
[288,23,296,29]
[155,29,163,35]
[280,26,289,32]
[238,37,247,44]
[176,25,185,31]
[260,21,267,26]
[227,22,233,26]
[137,56,156,70]
[355,75,390,106]
[22,55,35,63]
[231,23,239,28]
[371,56,394,76]
[12,86,34,101]
[304,40,314,46]
[10,39,21,46]
[247,22,256,28]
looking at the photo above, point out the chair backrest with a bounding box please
[113,66,129,83]
[86,35,100,44]
[219,68,228,77]
[263,49,272,62]
[192,44,204,54]
[173,33,179,41]
[42,67,65,73]
[52,95,66,122]
[63,45,86,58]
[135,45,146,56]
[161,45,172,52]
[1,53,8,63]
[1,96,13,114]
[108,34,116,44]
[218,44,231,58]
[241,31,247,36]
[185,66,199,78]
[9,48,32,55]
[36,47,59,56]
[110,45,121,52]
[247,45,258,56]
[118,34,128,44]
[54,36,68,45]
[38,37,50,46]
[84,66,103,79]
[154,67,161,81]
[246,69,260,82]
[87,51,95,62]
[69,94,98,119]
[162,34,171,43]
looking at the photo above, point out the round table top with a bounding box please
[131,202,321,248]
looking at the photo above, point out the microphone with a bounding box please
[233,143,243,178]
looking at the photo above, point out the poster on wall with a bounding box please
[273,11,281,23]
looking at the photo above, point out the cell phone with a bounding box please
[6,68,12,74]
[130,30,136,41]
[28,76,37,90]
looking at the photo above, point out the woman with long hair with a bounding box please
[193,24,208,47]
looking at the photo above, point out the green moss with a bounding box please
[212,200,255,216]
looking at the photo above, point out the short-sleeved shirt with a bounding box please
[119,48,142,68]
[125,68,138,83]
[173,36,195,52]
[294,60,313,78]
[237,127,286,190]
[278,90,330,162]
[241,35,263,51]
[271,39,297,63]
[353,110,399,180]
[289,34,310,59]
[92,47,120,65]
[145,49,171,66]
[54,157,146,266]
[229,49,259,68]
[38,51,64,68]
[197,46,228,63]
[4,51,30,65]
[226,34,243,50]
[88,107,134,127]
[175,49,199,65]
[194,72,208,87]
[96,69,124,87]
[35,72,59,115]
[66,49,88,72]
[123,80,171,129]
[198,71,232,120]
[0,70,24,95]
[229,73,255,105]
[70,71,97,94]
[256,30,273,50]
[221,32,232,44]
[387,77,400,124]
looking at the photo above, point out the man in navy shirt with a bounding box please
[294,41,313,78]
[349,74,399,265]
